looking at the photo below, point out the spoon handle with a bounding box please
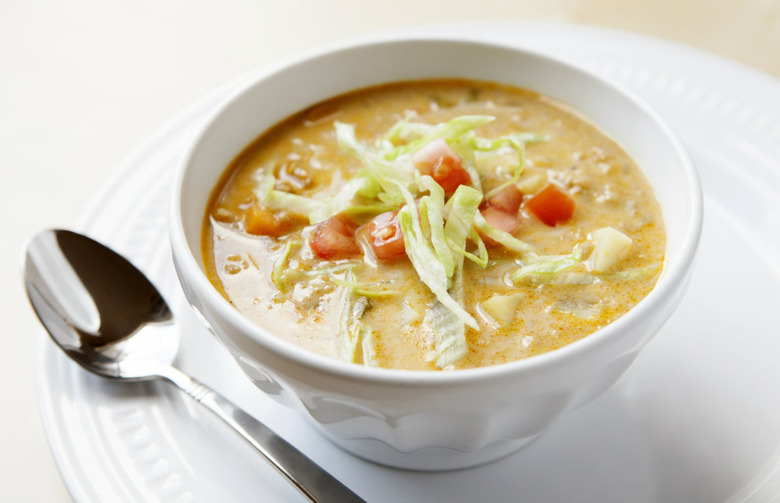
[161,366,366,503]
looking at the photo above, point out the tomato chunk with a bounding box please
[486,184,523,214]
[366,210,406,260]
[525,184,575,227]
[411,138,470,194]
[479,206,522,246]
[309,216,360,260]
[481,206,521,235]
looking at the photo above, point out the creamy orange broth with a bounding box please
[202,80,665,370]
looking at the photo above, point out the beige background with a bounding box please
[2,0,778,501]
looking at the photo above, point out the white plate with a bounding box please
[38,22,780,503]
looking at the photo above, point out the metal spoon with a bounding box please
[24,229,365,503]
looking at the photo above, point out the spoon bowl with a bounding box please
[24,229,364,503]
[24,229,178,380]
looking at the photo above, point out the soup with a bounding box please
[202,80,665,371]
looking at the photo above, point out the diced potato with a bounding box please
[400,301,422,326]
[589,227,633,272]
[516,173,548,195]
[479,293,523,327]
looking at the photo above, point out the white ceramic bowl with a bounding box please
[170,36,702,470]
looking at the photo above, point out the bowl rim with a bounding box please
[170,34,703,386]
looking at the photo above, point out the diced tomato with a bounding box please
[479,206,522,246]
[525,184,575,227]
[411,138,470,194]
[481,206,522,235]
[245,205,306,237]
[478,185,524,247]
[309,216,361,260]
[486,184,523,214]
[365,210,406,260]
[432,157,471,194]
[412,138,456,170]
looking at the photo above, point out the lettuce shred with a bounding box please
[271,239,300,292]
[339,292,372,363]
[254,173,323,215]
[510,248,584,283]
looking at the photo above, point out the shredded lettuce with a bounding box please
[516,263,661,285]
[334,121,375,166]
[384,117,434,145]
[339,293,370,363]
[443,185,483,265]
[335,121,416,206]
[254,173,323,215]
[520,271,599,285]
[254,172,276,199]
[458,127,544,202]
[328,276,399,298]
[476,136,528,200]
[510,248,584,284]
[396,181,483,367]
[271,240,300,292]
[464,131,545,196]
[277,262,358,289]
[417,175,455,277]
[384,115,495,160]
[425,296,467,369]
[452,141,483,193]
[337,270,380,366]
[416,184,484,367]
[398,206,478,330]
[301,263,357,277]
[606,265,661,281]
[308,173,383,224]
[360,328,378,367]
[452,227,489,268]
[472,132,546,151]
[338,202,397,219]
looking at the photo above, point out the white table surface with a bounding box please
[3,1,779,501]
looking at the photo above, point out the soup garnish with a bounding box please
[203,80,665,370]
